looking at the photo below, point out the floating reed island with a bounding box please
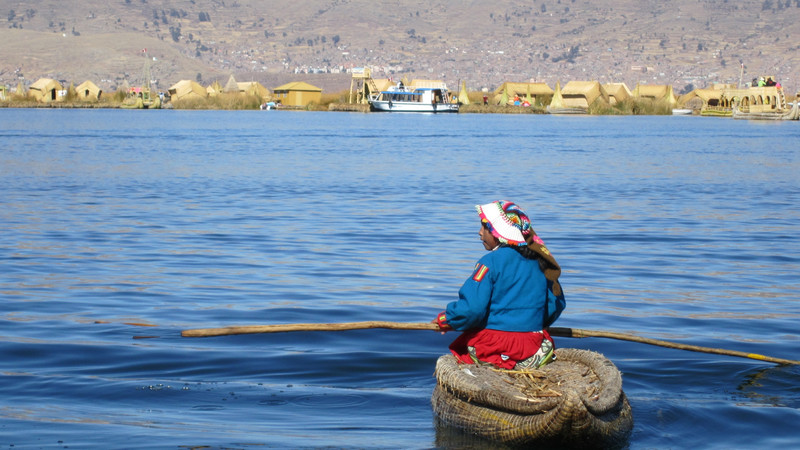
[3,70,797,118]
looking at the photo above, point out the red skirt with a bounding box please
[449,328,553,370]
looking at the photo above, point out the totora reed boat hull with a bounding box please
[432,348,633,448]
[732,101,800,120]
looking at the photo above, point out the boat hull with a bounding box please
[432,348,633,448]
[369,100,458,113]
[700,107,732,117]
[733,101,800,120]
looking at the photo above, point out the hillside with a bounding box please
[2,0,799,94]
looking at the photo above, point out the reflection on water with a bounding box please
[738,366,800,408]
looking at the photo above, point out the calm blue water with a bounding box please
[1,108,799,448]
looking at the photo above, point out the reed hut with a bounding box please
[603,83,632,105]
[633,84,678,106]
[371,78,396,92]
[28,78,63,102]
[272,81,322,107]
[678,88,727,110]
[237,81,270,100]
[559,81,610,109]
[223,75,239,93]
[492,82,553,105]
[76,80,102,101]
[168,80,207,102]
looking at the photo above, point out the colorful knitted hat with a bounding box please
[476,200,532,246]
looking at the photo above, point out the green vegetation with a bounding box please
[1,91,118,108]
[306,90,351,111]
[588,97,674,115]
[3,93,39,107]
[459,103,547,114]
[171,93,263,110]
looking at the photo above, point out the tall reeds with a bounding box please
[459,103,547,114]
[306,90,350,111]
[589,97,674,115]
[171,93,263,110]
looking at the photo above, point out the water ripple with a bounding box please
[1,109,799,448]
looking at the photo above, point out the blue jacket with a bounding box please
[445,247,565,332]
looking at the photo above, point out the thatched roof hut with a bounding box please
[237,81,270,100]
[559,81,609,109]
[28,78,63,102]
[76,80,102,100]
[678,88,725,109]
[168,80,207,101]
[223,75,239,93]
[372,78,396,92]
[603,83,631,105]
[272,81,322,106]
[633,84,678,106]
[492,82,553,105]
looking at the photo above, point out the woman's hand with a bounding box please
[433,311,452,335]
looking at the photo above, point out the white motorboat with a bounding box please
[369,85,459,113]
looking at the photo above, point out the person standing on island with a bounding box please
[433,201,566,370]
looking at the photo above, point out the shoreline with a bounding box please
[0,101,679,115]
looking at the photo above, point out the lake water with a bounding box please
[1,108,798,449]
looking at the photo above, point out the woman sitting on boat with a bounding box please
[434,201,566,370]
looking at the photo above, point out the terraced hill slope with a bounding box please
[1,0,798,93]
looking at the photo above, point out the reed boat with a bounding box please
[733,98,800,120]
[120,87,161,109]
[121,50,161,109]
[700,105,733,117]
[432,348,633,448]
[701,82,798,120]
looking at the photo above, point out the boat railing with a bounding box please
[702,105,732,113]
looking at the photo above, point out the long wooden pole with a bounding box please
[547,327,800,366]
[181,321,439,337]
[180,321,800,366]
